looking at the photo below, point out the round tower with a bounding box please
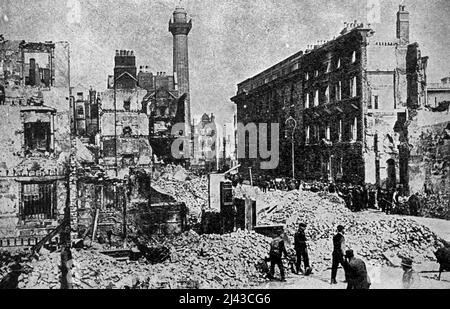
[169,7,192,138]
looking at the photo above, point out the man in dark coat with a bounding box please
[352,186,362,212]
[268,233,289,281]
[331,225,346,284]
[294,223,311,275]
[342,250,371,289]
[408,193,421,216]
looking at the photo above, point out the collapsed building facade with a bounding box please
[231,6,447,196]
[0,6,194,248]
[0,37,71,247]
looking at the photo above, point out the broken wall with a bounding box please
[0,39,71,244]
[407,110,450,195]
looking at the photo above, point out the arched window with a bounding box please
[122,126,132,137]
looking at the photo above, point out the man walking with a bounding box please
[342,250,371,289]
[331,225,346,284]
[294,223,311,276]
[268,233,289,281]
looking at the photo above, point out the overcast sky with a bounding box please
[1,0,449,126]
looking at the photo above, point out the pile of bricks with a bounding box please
[17,230,272,289]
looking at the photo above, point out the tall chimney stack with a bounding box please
[397,5,410,46]
[169,6,192,139]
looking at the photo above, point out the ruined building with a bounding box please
[192,113,218,171]
[73,88,99,142]
[0,36,71,246]
[231,6,430,191]
[99,50,152,179]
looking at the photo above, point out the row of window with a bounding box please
[246,50,358,90]
[304,51,357,81]
[305,76,358,108]
[305,117,358,144]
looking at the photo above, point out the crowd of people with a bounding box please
[227,172,425,217]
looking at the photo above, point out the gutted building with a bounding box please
[99,50,152,179]
[192,113,218,171]
[0,37,71,247]
[232,5,427,189]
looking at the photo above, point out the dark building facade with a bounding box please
[232,6,426,189]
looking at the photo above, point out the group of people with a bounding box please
[335,184,377,212]
[267,223,311,282]
[266,224,420,289]
[378,187,422,216]
[257,176,300,193]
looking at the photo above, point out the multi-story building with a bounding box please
[138,68,184,163]
[0,37,71,246]
[232,5,427,190]
[427,76,450,109]
[99,50,152,179]
[192,113,218,171]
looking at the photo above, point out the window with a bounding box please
[325,86,330,103]
[352,51,357,63]
[326,124,331,140]
[351,117,358,141]
[21,182,55,220]
[374,95,379,109]
[314,70,319,77]
[335,82,342,101]
[326,62,331,73]
[103,139,116,157]
[314,90,319,106]
[122,154,135,165]
[77,106,84,116]
[305,72,309,81]
[25,122,51,152]
[314,125,319,142]
[350,76,357,97]
[337,157,343,175]
[337,58,341,69]
[305,93,310,109]
[338,120,342,142]
[305,126,310,144]
[122,126,132,137]
[123,100,131,111]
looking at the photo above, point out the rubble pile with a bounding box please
[257,190,443,271]
[152,166,209,223]
[422,194,450,220]
[17,252,61,289]
[155,230,271,288]
[18,230,271,289]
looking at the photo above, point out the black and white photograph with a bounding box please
[0,0,449,294]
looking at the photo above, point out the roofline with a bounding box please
[237,26,373,88]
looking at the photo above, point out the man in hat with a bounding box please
[331,225,346,284]
[342,250,371,289]
[294,223,311,275]
[268,232,289,281]
[401,257,420,289]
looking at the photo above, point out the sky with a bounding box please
[1,0,449,126]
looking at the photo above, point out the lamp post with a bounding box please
[285,116,297,179]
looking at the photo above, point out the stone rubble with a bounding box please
[17,230,271,289]
[13,183,447,289]
[152,165,209,224]
[257,189,443,272]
